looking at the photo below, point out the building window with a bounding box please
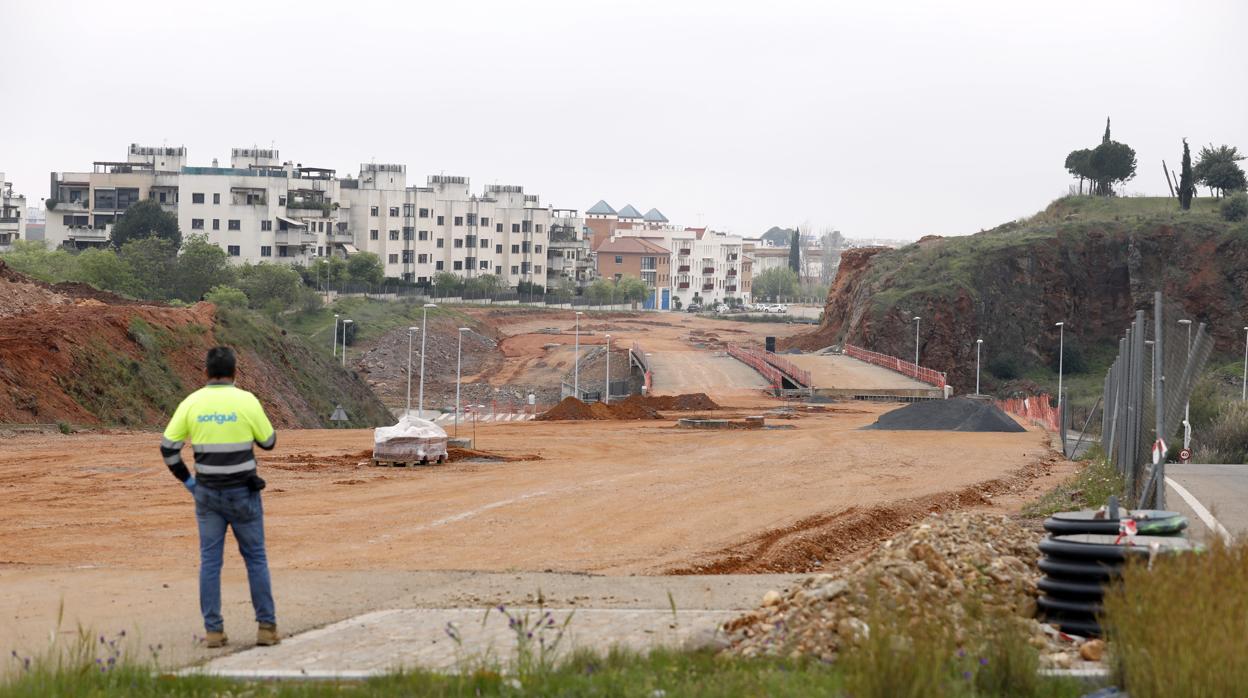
[480,260,489,270]
[212,219,220,230]
[419,208,429,218]
[480,238,489,248]
[278,247,290,257]
[465,213,477,226]
[278,196,286,206]
[522,221,531,233]
[496,265,503,275]
[402,250,413,263]
[418,253,428,263]
[454,239,463,248]
[511,244,520,253]
[481,217,490,226]
[370,206,379,216]
[191,193,204,204]
[435,261,444,270]
[535,224,543,233]
[453,261,463,271]
[403,227,414,240]
[370,229,379,240]
[388,254,399,263]
[192,219,204,229]
[495,244,503,253]
[512,223,520,233]
[535,244,542,253]
[389,230,400,240]
[213,193,221,205]
[496,223,503,233]
[318,246,324,256]
[418,230,429,241]
[260,246,272,257]
[227,245,240,256]
[228,219,240,230]
[261,220,272,231]
[535,265,542,274]
[511,265,519,275]
[454,216,463,226]
[615,256,623,264]
[436,239,444,248]
[390,207,400,217]
[436,215,445,225]
[403,204,414,217]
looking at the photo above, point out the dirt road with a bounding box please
[1,406,1057,575]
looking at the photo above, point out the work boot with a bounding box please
[257,623,281,646]
[205,631,228,648]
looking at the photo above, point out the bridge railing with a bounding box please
[631,341,652,392]
[844,344,947,388]
[726,344,783,390]
[758,352,811,387]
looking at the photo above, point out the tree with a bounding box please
[234,263,305,318]
[1194,145,1246,198]
[204,285,249,309]
[819,230,843,284]
[616,277,648,304]
[1179,139,1195,211]
[431,271,463,295]
[788,228,801,273]
[586,278,614,304]
[73,248,146,298]
[345,252,384,286]
[753,267,799,300]
[306,257,347,288]
[119,237,178,300]
[173,234,233,302]
[464,274,504,297]
[1064,149,1094,195]
[1222,193,1248,222]
[110,199,181,249]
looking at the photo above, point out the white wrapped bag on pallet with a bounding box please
[373,415,449,463]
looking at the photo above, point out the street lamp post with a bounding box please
[341,319,352,368]
[573,311,584,398]
[406,326,417,417]
[1242,326,1248,401]
[604,334,611,404]
[456,327,468,436]
[1145,339,1155,387]
[913,316,921,367]
[1055,321,1065,406]
[418,303,436,419]
[975,339,983,395]
[1178,319,1192,448]
[332,313,340,357]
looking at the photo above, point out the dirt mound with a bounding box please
[0,260,71,318]
[619,393,720,411]
[864,398,1024,432]
[536,396,663,421]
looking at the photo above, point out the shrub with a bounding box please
[1193,401,1248,463]
[1221,192,1248,222]
[1050,342,1087,374]
[204,285,249,309]
[987,353,1023,380]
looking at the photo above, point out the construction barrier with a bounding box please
[997,394,1060,432]
[630,341,653,392]
[726,344,784,390]
[844,344,947,389]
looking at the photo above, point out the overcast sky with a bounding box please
[4,0,1245,240]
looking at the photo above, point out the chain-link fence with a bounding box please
[1100,292,1214,508]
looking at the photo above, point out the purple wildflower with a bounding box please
[962,671,972,680]
[979,657,989,666]
[956,648,966,658]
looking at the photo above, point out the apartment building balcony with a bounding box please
[726,268,737,277]
[66,226,109,241]
[727,253,739,262]
[702,283,714,291]
[677,265,690,272]
[678,248,691,257]
[677,282,690,289]
[276,229,317,245]
[48,199,88,212]
[702,267,715,274]
[0,216,19,225]
[725,286,737,293]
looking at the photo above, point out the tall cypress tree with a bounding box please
[1178,138,1195,211]
[789,227,801,274]
[1102,117,1111,144]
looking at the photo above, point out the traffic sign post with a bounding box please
[1179,448,1192,464]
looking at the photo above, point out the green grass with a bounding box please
[1023,445,1124,517]
[281,297,478,349]
[1104,538,1248,697]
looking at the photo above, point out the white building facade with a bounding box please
[0,173,27,250]
[42,145,553,286]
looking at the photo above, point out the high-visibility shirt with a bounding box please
[160,383,276,489]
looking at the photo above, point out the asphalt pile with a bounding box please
[722,512,1092,668]
[536,397,664,421]
[864,398,1025,432]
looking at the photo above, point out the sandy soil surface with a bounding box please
[649,351,770,395]
[787,354,934,390]
[1,406,1058,576]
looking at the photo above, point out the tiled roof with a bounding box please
[616,204,643,219]
[596,236,670,255]
[586,200,616,215]
[643,207,668,222]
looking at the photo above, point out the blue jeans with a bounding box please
[193,485,275,632]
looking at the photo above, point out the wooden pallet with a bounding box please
[372,455,447,467]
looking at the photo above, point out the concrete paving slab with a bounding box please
[190,607,737,678]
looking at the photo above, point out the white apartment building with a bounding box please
[612,221,750,309]
[545,208,595,287]
[43,145,552,286]
[0,173,27,250]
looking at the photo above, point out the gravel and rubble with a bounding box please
[722,511,1098,670]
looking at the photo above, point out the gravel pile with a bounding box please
[864,398,1025,432]
[722,512,1092,668]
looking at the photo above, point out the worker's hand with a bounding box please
[183,477,197,493]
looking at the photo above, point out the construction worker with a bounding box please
[159,346,280,648]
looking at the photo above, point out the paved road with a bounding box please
[786,354,932,391]
[647,350,770,396]
[1165,464,1248,542]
